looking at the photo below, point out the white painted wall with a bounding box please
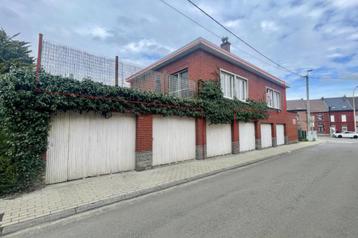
[206,123,232,157]
[239,122,256,152]
[261,124,272,148]
[46,112,136,184]
[276,124,285,146]
[153,116,196,166]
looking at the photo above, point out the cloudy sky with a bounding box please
[1,0,357,99]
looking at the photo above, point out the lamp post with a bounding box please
[305,69,313,140]
[353,86,358,133]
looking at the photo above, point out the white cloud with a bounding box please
[329,0,358,8]
[75,25,113,40]
[260,20,279,32]
[348,32,358,41]
[224,19,241,29]
[90,26,112,40]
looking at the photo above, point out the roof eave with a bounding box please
[127,38,287,87]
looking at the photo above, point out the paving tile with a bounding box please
[0,142,319,230]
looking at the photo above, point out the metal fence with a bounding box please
[129,69,198,98]
[39,34,142,87]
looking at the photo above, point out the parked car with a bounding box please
[333,131,358,139]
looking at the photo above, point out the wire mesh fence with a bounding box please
[40,39,142,87]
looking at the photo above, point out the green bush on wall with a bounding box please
[0,68,268,195]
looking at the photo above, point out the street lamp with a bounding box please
[353,86,358,133]
[305,69,313,140]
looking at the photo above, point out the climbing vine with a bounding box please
[0,68,268,195]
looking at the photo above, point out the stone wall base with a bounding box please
[232,141,240,154]
[272,137,277,147]
[196,145,207,160]
[135,151,152,171]
[284,136,289,145]
[255,139,262,150]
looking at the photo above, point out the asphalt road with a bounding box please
[8,140,358,238]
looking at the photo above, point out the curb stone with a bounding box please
[0,142,320,236]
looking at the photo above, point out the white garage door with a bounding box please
[276,124,285,146]
[261,124,272,148]
[239,122,256,152]
[46,112,136,184]
[153,116,196,166]
[207,123,232,157]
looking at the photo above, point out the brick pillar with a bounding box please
[232,114,240,154]
[255,121,262,150]
[196,117,207,160]
[135,115,153,171]
[271,123,277,147]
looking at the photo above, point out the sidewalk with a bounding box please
[0,141,321,235]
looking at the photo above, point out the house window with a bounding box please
[220,70,248,101]
[341,114,347,122]
[266,88,281,109]
[342,126,348,132]
[330,115,335,122]
[169,69,189,97]
[317,114,322,121]
[220,71,234,99]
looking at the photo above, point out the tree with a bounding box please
[0,29,34,74]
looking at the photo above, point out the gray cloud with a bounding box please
[0,0,357,99]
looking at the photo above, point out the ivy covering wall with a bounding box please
[0,68,268,195]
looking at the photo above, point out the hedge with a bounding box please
[0,68,268,195]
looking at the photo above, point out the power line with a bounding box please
[186,0,303,77]
[158,0,221,39]
[159,0,301,77]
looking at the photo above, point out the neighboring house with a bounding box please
[288,96,356,134]
[325,97,354,133]
[286,99,307,131]
[287,98,329,134]
[347,96,358,132]
[128,37,298,150]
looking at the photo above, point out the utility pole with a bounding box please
[305,69,313,140]
[353,86,358,133]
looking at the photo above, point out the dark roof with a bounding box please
[287,99,328,112]
[287,99,306,111]
[347,97,358,110]
[324,97,353,111]
[127,38,286,87]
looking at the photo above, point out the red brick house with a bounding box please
[288,97,356,135]
[287,98,330,134]
[128,38,298,157]
[324,97,355,133]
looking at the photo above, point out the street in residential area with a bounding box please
[7,139,358,238]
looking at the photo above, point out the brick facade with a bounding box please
[131,39,298,164]
[328,111,355,132]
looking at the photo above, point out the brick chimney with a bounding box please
[220,37,231,52]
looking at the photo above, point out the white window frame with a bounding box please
[266,87,281,110]
[330,115,335,122]
[341,114,347,122]
[341,126,348,132]
[169,69,189,97]
[220,69,248,102]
